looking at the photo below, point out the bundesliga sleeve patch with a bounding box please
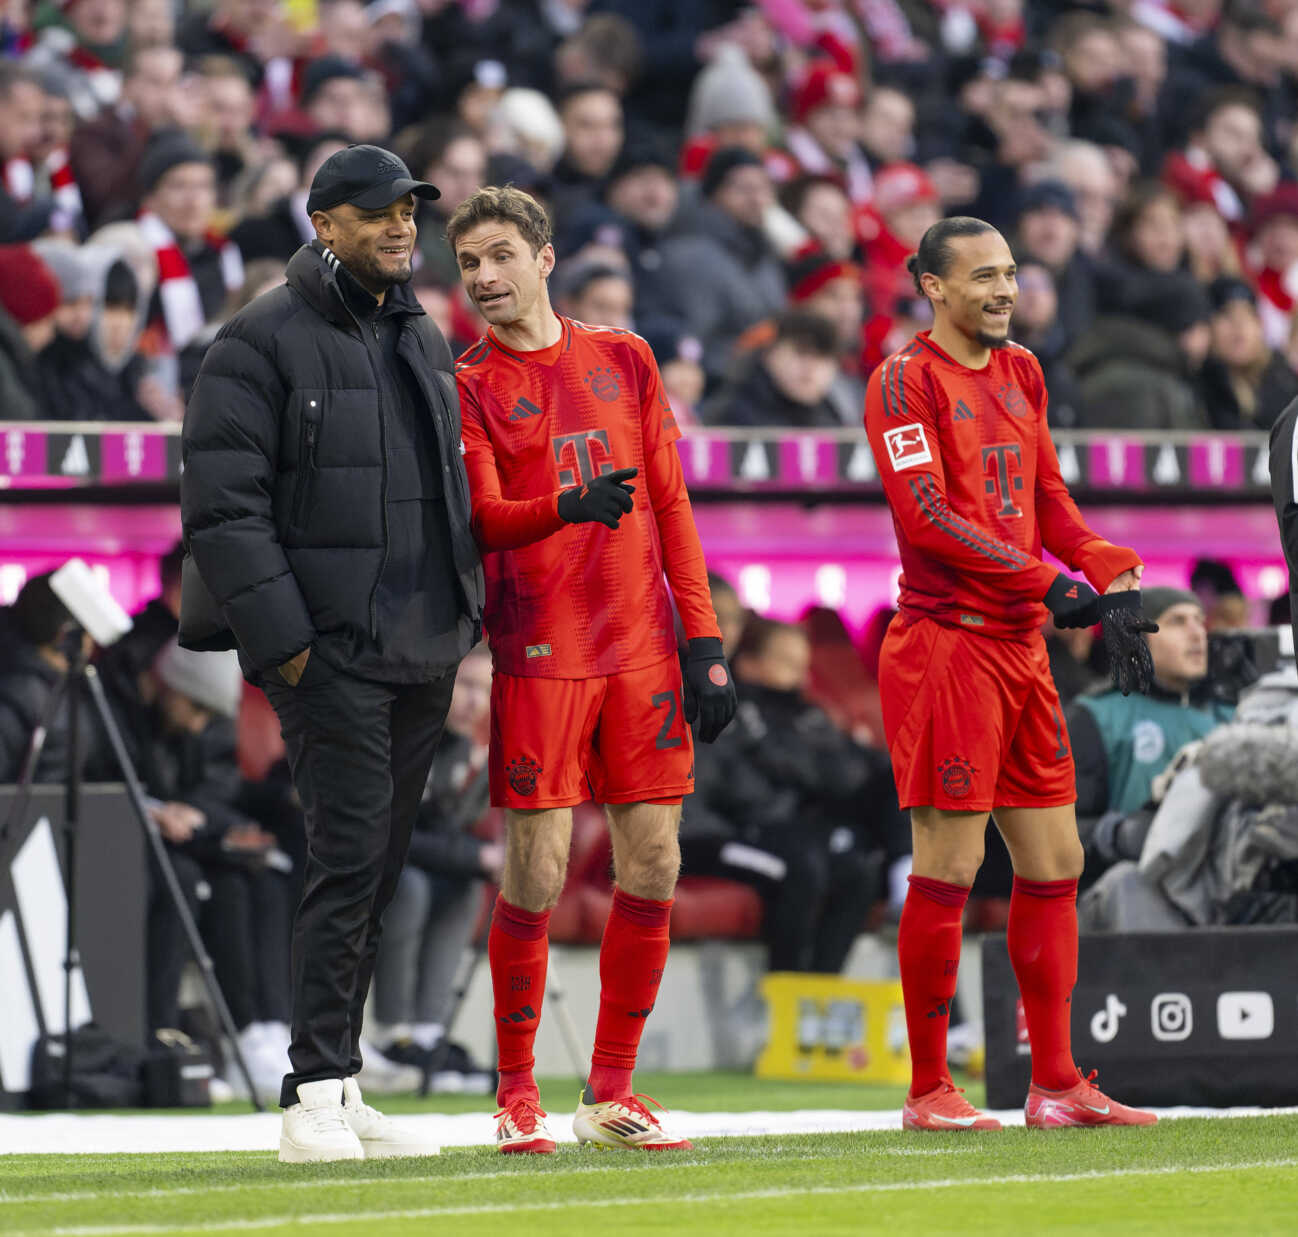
[883,423,933,471]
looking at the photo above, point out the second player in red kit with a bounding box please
[449,186,736,1155]
[866,217,1159,1133]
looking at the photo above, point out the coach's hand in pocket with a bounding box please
[278,646,311,686]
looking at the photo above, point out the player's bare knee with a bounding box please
[616,836,680,901]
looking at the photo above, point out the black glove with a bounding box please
[681,636,738,743]
[1099,591,1158,696]
[1044,573,1100,628]
[557,466,637,529]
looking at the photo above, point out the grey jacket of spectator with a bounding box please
[1067,315,1210,430]
[659,204,787,381]
[0,309,42,421]
[180,240,484,677]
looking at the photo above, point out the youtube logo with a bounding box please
[1216,992,1274,1040]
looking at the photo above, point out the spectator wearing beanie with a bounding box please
[1199,275,1298,430]
[1013,180,1099,347]
[680,45,779,181]
[136,131,243,359]
[35,245,153,422]
[780,61,872,205]
[1067,272,1212,430]
[557,138,683,329]
[779,245,866,425]
[659,146,787,385]
[703,309,843,429]
[858,162,940,325]
[0,243,59,420]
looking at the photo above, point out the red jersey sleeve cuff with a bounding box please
[1073,541,1143,594]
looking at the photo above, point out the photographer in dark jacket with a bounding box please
[0,573,98,784]
[681,619,884,973]
[180,144,484,1162]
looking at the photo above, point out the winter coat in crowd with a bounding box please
[35,329,151,421]
[659,204,787,383]
[1067,315,1209,430]
[1199,351,1298,432]
[701,349,842,429]
[0,307,44,421]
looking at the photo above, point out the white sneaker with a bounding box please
[354,1037,423,1095]
[235,1025,286,1102]
[341,1077,439,1159]
[278,1080,364,1163]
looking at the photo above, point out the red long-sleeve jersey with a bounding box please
[456,315,720,677]
[864,331,1140,640]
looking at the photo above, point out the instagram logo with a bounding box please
[1151,993,1194,1042]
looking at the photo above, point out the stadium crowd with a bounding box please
[2,0,1298,430]
[3,0,1298,1097]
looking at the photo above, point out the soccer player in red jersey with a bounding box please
[448,186,737,1153]
[865,217,1159,1131]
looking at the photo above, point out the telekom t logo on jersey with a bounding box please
[982,443,1024,517]
[553,429,616,487]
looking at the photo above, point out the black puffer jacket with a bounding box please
[180,241,484,677]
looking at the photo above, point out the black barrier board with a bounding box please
[0,785,146,1109]
[983,928,1298,1109]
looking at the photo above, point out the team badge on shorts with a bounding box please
[506,757,543,796]
[938,755,976,800]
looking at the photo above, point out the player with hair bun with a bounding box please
[866,216,1159,1132]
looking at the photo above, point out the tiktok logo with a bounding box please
[1090,993,1127,1044]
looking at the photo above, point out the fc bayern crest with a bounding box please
[506,756,542,796]
[938,755,976,800]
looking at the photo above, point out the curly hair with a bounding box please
[445,185,552,257]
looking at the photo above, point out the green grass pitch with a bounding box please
[3,1072,1296,1236]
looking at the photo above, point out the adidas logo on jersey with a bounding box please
[509,397,543,422]
[953,400,975,422]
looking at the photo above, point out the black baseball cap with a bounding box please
[306,144,441,215]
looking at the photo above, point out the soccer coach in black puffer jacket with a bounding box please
[180,145,484,1161]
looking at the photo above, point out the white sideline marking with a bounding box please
[2,1104,1295,1158]
[6,1159,1298,1236]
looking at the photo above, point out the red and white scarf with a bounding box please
[4,156,34,202]
[138,210,244,350]
[46,147,83,234]
[6,150,84,232]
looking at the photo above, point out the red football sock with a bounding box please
[587,886,672,1102]
[488,894,550,1107]
[1008,876,1080,1092]
[898,874,970,1097]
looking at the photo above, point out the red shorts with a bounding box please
[879,617,1075,812]
[488,654,694,809]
